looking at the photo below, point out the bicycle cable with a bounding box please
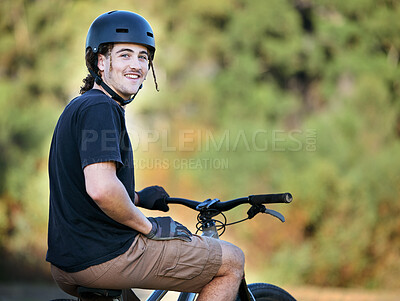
[225,217,250,226]
[196,211,252,236]
[196,210,227,236]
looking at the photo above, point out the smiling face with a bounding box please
[97,43,149,100]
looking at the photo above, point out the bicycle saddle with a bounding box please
[77,286,122,298]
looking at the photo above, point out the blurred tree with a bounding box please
[0,0,76,278]
[141,0,400,288]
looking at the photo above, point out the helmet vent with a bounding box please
[116,28,129,33]
[147,32,154,38]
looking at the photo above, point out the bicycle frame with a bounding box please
[144,221,255,301]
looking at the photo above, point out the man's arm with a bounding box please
[83,161,152,234]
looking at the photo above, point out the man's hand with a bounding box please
[146,217,192,242]
[136,186,169,212]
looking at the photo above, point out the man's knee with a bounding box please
[219,241,245,276]
[231,244,245,267]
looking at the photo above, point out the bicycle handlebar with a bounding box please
[249,193,292,205]
[166,193,292,213]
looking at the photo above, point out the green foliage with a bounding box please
[0,0,71,261]
[146,0,400,288]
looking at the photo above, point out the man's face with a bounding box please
[98,43,149,100]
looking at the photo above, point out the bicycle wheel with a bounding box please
[236,282,296,301]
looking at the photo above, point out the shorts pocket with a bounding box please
[156,239,207,280]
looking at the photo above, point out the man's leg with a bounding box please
[51,236,242,299]
[197,240,245,301]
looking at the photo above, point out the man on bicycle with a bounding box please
[47,10,244,301]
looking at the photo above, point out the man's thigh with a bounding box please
[82,234,222,293]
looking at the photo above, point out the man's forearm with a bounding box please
[84,162,152,234]
[97,179,151,234]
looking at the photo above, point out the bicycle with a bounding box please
[51,192,296,301]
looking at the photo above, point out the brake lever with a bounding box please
[247,204,265,219]
[247,205,285,222]
[264,208,285,223]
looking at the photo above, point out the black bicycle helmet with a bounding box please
[86,10,155,59]
[85,10,156,105]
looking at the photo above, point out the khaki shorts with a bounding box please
[51,234,222,296]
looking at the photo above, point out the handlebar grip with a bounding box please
[249,193,292,205]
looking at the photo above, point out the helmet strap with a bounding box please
[88,68,141,106]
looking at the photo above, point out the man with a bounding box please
[47,11,244,301]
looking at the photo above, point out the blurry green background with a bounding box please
[1,0,399,292]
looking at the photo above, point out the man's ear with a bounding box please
[97,54,106,72]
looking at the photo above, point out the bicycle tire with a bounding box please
[236,282,296,301]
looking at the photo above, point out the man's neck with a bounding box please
[92,83,127,108]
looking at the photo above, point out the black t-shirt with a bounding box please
[46,89,138,273]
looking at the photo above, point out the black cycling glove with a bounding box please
[146,217,192,242]
[136,186,169,212]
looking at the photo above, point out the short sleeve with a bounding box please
[78,103,123,169]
